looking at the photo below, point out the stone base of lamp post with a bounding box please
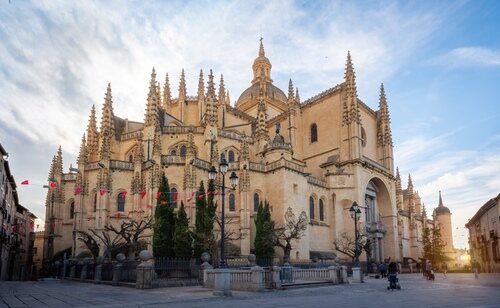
[351,267,363,283]
[213,268,232,296]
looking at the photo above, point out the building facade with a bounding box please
[43,41,450,265]
[1,143,36,280]
[466,193,500,273]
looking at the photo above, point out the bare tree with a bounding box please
[88,229,123,259]
[333,231,368,262]
[76,230,100,259]
[274,207,308,261]
[104,217,153,259]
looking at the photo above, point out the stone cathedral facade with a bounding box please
[43,40,453,265]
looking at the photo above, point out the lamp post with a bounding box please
[208,157,238,268]
[349,201,362,267]
[69,164,80,258]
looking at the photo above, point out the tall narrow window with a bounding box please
[310,123,318,143]
[70,201,75,219]
[128,155,133,162]
[228,150,235,162]
[319,199,324,221]
[93,193,97,212]
[229,193,235,212]
[117,192,126,212]
[220,153,226,161]
[171,150,177,156]
[180,146,187,157]
[309,196,315,220]
[253,193,260,212]
[170,188,178,208]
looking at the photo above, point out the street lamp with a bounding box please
[349,201,362,266]
[208,157,238,267]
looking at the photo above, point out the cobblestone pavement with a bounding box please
[1,273,499,308]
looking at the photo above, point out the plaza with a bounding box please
[0,273,499,308]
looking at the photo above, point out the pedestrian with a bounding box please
[379,262,387,278]
[425,261,432,280]
[442,262,448,279]
[416,262,421,274]
[472,261,479,279]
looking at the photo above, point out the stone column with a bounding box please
[328,265,338,284]
[200,252,213,287]
[136,250,154,289]
[112,253,125,286]
[250,266,264,292]
[352,267,363,283]
[70,260,76,278]
[213,268,232,296]
[271,266,281,289]
[341,265,348,283]
[94,256,103,283]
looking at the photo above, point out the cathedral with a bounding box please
[43,40,454,265]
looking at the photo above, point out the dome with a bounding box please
[433,206,451,215]
[236,82,287,109]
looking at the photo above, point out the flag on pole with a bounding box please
[74,187,83,195]
[21,180,29,185]
[197,193,206,200]
[99,188,107,196]
[49,181,57,188]
[140,191,147,199]
[156,191,162,199]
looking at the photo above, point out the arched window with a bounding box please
[117,192,126,212]
[171,150,177,156]
[253,193,260,212]
[319,199,324,221]
[170,188,178,208]
[229,193,235,212]
[220,153,226,161]
[228,150,235,162]
[309,196,315,220]
[180,146,187,157]
[93,193,97,212]
[70,201,75,219]
[128,155,133,162]
[310,123,318,143]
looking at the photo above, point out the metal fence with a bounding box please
[120,260,139,283]
[153,258,201,287]
[101,261,114,281]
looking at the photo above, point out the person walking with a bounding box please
[425,261,432,280]
[379,262,387,278]
[442,262,448,279]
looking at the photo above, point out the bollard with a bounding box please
[112,253,126,286]
[251,266,264,292]
[135,250,154,289]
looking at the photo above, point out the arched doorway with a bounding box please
[364,178,393,263]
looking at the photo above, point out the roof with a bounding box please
[465,193,500,228]
[433,206,451,215]
[236,82,287,111]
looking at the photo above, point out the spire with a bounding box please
[407,173,414,193]
[438,190,444,207]
[255,94,269,142]
[259,37,265,57]
[377,83,393,146]
[343,51,361,125]
[288,79,295,101]
[86,105,99,161]
[163,73,171,107]
[395,167,402,193]
[100,83,115,137]
[152,127,162,158]
[240,134,250,161]
[77,133,87,166]
[218,74,226,106]
[178,69,186,101]
[226,90,231,106]
[252,38,272,84]
[295,88,300,104]
[144,68,160,126]
[197,69,205,101]
[422,203,427,217]
[48,155,56,181]
[204,69,218,126]
[55,146,63,176]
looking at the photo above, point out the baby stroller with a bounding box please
[427,270,435,280]
[387,273,401,290]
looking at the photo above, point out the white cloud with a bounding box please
[429,47,500,68]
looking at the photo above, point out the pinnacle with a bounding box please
[288,79,294,100]
[259,37,265,57]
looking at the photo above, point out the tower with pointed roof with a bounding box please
[433,190,454,254]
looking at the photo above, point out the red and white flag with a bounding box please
[21,180,29,185]
[140,191,147,199]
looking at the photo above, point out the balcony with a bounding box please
[366,221,386,233]
[110,160,133,171]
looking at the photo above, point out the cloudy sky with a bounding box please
[1,0,499,248]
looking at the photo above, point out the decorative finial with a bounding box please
[275,122,281,134]
[259,37,265,57]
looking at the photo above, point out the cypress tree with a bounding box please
[153,174,176,258]
[174,201,193,258]
[254,201,275,264]
[194,180,217,258]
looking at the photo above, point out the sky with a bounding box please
[0,0,499,249]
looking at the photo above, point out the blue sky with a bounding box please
[1,0,499,248]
